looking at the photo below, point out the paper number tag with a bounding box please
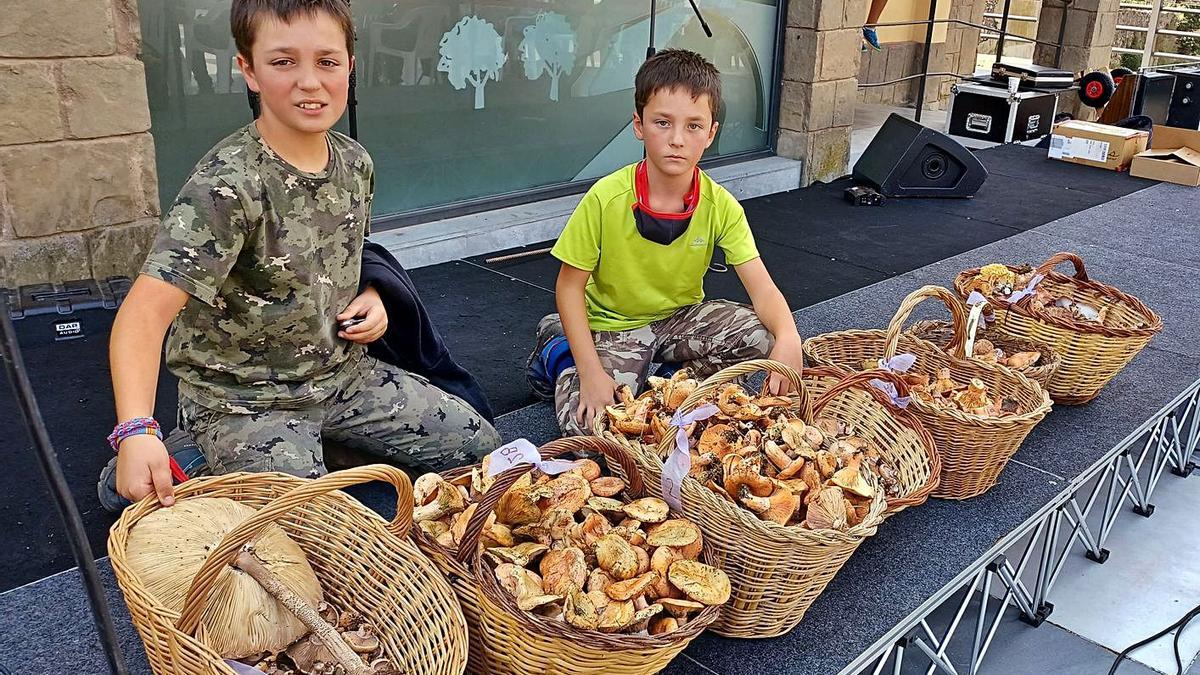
[485,439,582,477]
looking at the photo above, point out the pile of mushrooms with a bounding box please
[898,367,1021,417]
[241,601,399,674]
[966,263,1110,325]
[598,369,701,443]
[414,461,730,635]
[677,383,897,530]
[968,339,1042,370]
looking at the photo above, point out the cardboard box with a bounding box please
[1047,120,1149,171]
[1130,125,1200,186]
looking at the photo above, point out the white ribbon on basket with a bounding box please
[1005,273,1044,304]
[661,404,720,513]
[485,438,583,477]
[868,353,915,409]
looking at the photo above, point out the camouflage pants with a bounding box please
[179,356,500,478]
[543,300,774,437]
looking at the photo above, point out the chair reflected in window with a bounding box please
[366,5,453,86]
[179,0,237,95]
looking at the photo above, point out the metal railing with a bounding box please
[1114,0,1200,67]
[981,11,1038,44]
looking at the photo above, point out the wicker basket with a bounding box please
[471,436,721,674]
[802,365,941,516]
[954,252,1162,404]
[906,319,1060,390]
[108,465,469,675]
[617,359,889,638]
[804,285,1052,500]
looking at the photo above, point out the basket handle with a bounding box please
[811,367,912,415]
[883,286,969,360]
[176,464,414,635]
[453,436,645,564]
[1035,252,1089,282]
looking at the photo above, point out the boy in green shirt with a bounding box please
[108,0,499,507]
[528,49,804,436]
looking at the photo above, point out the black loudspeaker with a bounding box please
[1166,67,1200,130]
[852,114,988,198]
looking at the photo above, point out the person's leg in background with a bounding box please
[863,0,888,50]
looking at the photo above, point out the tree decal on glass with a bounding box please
[438,15,507,110]
[518,12,576,102]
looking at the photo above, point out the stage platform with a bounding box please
[1,154,1197,674]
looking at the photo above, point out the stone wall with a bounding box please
[777,0,870,184]
[0,0,158,288]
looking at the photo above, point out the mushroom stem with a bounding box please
[234,547,370,675]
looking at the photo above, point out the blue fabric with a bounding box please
[533,335,575,386]
[863,26,881,50]
[360,241,495,422]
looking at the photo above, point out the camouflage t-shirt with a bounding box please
[142,122,374,413]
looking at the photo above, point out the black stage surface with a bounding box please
[1,147,1195,675]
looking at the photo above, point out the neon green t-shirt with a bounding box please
[551,163,760,332]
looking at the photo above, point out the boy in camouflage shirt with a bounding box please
[109,0,498,507]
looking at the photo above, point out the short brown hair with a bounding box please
[232,0,355,62]
[634,49,721,120]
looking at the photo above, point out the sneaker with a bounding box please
[862,26,882,51]
[97,428,209,513]
[654,361,685,379]
[526,315,575,401]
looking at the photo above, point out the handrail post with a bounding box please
[996,0,1015,62]
[915,0,939,123]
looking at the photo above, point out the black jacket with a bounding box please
[359,242,495,422]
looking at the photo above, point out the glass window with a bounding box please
[139,0,780,220]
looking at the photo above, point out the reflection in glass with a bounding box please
[139,0,779,219]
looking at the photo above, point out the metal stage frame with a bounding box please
[842,377,1200,675]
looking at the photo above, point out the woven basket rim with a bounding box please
[906,319,1062,374]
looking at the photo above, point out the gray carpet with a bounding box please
[2,182,1197,675]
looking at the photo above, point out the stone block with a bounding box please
[1097,11,1118,45]
[136,133,160,217]
[0,61,64,145]
[1063,10,1099,48]
[112,0,143,57]
[779,80,811,132]
[783,28,821,82]
[88,218,157,279]
[61,57,151,139]
[0,137,148,237]
[776,128,807,161]
[789,0,818,29]
[803,126,852,185]
[844,0,870,28]
[0,0,115,58]
[807,80,840,130]
[818,0,846,30]
[0,233,92,288]
[820,28,864,80]
[833,78,858,127]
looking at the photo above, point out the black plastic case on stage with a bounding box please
[4,278,131,342]
[947,81,1058,144]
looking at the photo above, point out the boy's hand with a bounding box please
[338,285,388,343]
[115,435,175,506]
[577,370,619,429]
[767,333,805,395]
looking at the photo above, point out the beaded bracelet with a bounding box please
[108,417,162,453]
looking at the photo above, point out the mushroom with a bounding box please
[563,586,600,629]
[658,597,705,618]
[623,497,670,524]
[1004,351,1042,369]
[412,473,443,506]
[595,534,640,581]
[284,634,339,675]
[368,659,404,675]
[605,571,659,601]
[590,477,626,498]
[722,455,773,500]
[343,626,380,655]
[413,479,464,523]
[832,462,875,499]
[649,615,680,635]
[596,599,636,632]
[739,486,798,526]
[540,547,588,596]
[495,475,545,526]
[667,560,731,606]
[804,487,850,531]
